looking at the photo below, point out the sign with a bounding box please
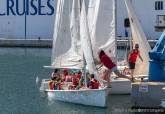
[0,0,55,16]
[139,83,148,92]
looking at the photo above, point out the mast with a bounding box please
[80,0,87,87]
[129,29,133,50]
[129,0,133,50]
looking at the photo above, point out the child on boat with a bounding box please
[68,73,79,90]
[49,73,63,90]
[62,69,68,81]
[75,70,82,80]
[88,74,100,89]
[48,77,55,90]
[100,66,111,87]
[98,50,132,81]
[51,69,60,79]
[64,71,72,82]
[128,44,143,80]
[54,78,62,90]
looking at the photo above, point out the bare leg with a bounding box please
[105,70,111,87]
[100,69,111,87]
[130,69,134,79]
[114,70,132,80]
[129,69,135,82]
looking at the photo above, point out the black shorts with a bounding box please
[129,62,135,69]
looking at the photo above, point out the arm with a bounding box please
[139,54,143,62]
[96,63,103,70]
[94,58,103,70]
[94,58,101,64]
[127,51,132,62]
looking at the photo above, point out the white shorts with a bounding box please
[100,66,119,73]
[111,66,119,72]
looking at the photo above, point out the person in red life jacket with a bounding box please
[75,71,82,80]
[100,67,111,87]
[51,69,60,79]
[72,74,79,89]
[98,50,131,81]
[65,74,72,82]
[48,77,56,90]
[88,74,99,89]
[69,73,79,90]
[54,78,63,90]
[62,69,68,81]
[128,44,143,80]
[48,80,54,90]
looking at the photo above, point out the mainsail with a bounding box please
[51,0,83,69]
[80,0,96,74]
[124,0,151,75]
[80,0,101,82]
[87,0,116,61]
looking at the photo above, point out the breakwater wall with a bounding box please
[0,39,157,48]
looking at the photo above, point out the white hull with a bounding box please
[46,88,110,107]
[40,78,131,94]
[111,78,131,94]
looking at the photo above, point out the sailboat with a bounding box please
[40,0,151,107]
[124,0,151,77]
[42,0,110,107]
[40,0,132,96]
[87,0,132,94]
[86,0,151,93]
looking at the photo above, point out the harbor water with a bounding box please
[0,48,163,114]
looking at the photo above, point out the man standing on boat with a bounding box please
[128,44,143,80]
[98,50,132,82]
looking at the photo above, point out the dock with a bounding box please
[131,82,165,108]
[0,38,52,48]
[0,38,157,48]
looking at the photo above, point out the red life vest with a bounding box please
[48,81,54,90]
[100,54,116,69]
[72,76,78,86]
[76,73,81,80]
[129,49,139,63]
[65,75,72,82]
[58,83,62,90]
[89,79,99,89]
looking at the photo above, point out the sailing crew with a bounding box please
[51,69,60,79]
[98,50,132,81]
[128,44,143,80]
[49,75,63,90]
[48,77,55,90]
[88,74,99,89]
[62,68,69,81]
[100,67,111,87]
[54,77,63,90]
[75,71,82,80]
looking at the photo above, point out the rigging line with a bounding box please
[114,0,117,60]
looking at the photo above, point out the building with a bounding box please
[117,0,165,40]
[0,0,56,39]
[0,0,164,40]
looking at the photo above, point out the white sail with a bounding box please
[80,0,96,74]
[70,0,81,55]
[51,0,83,69]
[88,0,116,61]
[124,0,151,75]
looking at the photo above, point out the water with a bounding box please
[0,48,161,114]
